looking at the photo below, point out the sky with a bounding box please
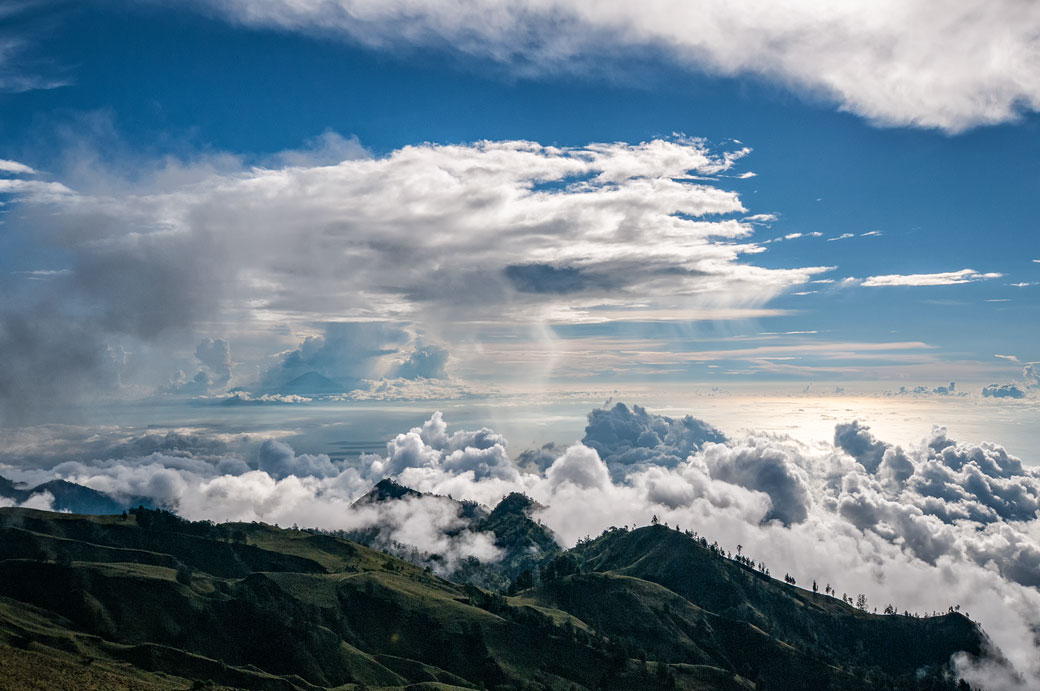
[1,0,1038,422]
[2,3,1040,686]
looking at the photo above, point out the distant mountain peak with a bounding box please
[488,491,541,519]
[356,477,424,504]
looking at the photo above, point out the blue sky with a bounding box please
[1,0,1039,425]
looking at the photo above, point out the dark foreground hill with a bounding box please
[0,507,990,691]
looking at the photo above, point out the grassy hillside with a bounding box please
[0,507,987,690]
[567,525,984,677]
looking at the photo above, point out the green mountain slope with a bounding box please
[0,507,989,690]
[567,525,983,677]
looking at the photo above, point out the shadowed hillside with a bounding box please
[0,506,990,690]
[339,480,562,590]
[558,525,987,686]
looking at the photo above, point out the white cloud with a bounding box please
[0,490,55,512]
[0,32,70,93]
[0,159,36,176]
[190,0,1040,132]
[994,354,1019,362]
[827,233,855,241]
[257,439,342,479]
[0,136,831,417]
[861,269,1003,287]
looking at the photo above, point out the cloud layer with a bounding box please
[191,0,1040,132]
[0,136,828,421]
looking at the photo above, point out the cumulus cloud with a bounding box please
[257,439,342,479]
[1023,362,1039,388]
[888,382,959,397]
[1,136,827,420]
[395,343,449,379]
[546,443,610,490]
[581,402,727,479]
[195,338,232,385]
[162,339,233,395]
[697,439,811,525]
[12,403,1040,686]
[182,0,1040,132]
[371,411,517,482]
[258,322,410,394]
[982,384,1026,399]
[861,269,1003,287]
[163,369,214,395]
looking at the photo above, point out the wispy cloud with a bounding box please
[861,269,1002,287]
[0,30,71,94]
[189,0,1040,132]
[0,159,36,175]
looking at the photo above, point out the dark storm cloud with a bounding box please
[504,263,600,294]
[0,308,126,425]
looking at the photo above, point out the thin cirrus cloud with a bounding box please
[191,0,1040,132]
[860,269,1003,287]
[0,31,71,94]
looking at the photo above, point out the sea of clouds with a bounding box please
[2,402,1039,688]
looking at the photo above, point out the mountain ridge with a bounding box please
[0,505,991,690]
